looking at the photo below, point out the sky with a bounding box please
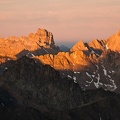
[0,0,120,47]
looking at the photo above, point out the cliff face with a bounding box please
[0,29,120,93]
[36,50,90,71]
[107,30,120,51]
[0,28,59,58]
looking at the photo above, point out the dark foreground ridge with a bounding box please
[0,56,120,120]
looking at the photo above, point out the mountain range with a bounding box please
[0,28,120,119]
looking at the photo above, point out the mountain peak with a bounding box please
[70,40,88,52]
[28,28,55,48]
[0,28,59,58]
[107,30,120,51]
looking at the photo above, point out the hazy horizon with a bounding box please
[0,0,120,46]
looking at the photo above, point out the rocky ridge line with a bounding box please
[0,28,60,59]
[0,29,120,93]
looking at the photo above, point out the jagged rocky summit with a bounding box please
[0,28,60,58]
[33,30,120,93]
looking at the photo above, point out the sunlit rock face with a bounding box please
[70,40,88,52]
[36,50,91,71]
[28,28,55,48]
[0,28,60,58]
[35,50,120,93]
[1,29,120,93]
[34,30,120,93]
[107,30,120,51]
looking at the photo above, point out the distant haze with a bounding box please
[0,0,120,47]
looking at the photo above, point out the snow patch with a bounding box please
[109,79,117,90]
[68,75,72,79]
[104,79,117,91]
[5,67,8,70]
[103,68,107,76]
[91,75,95,77]
[85,84,89,87]
[73,76,77,83]
[86,80,93,84]
[94,82,99,88]
[112,70,115,73]
[31,53,35,57]
[108,75,111,78]
[95,65,99,71]
[102,65,107,76]
[67,75,77,83]
[1,103,4,106]
[86,72,93,80]
[74,71,80,74]
[43,48,49,53]
[94,74,103,88]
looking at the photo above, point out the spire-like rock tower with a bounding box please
[0,28,60,58]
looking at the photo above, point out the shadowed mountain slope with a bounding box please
[59,45,70,52]
[0,56,120,119]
